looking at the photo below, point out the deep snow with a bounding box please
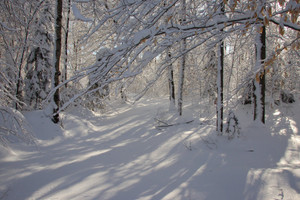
[0,97,299,200]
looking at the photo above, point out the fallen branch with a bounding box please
[155,120,194,128]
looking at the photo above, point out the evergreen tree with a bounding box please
[25,0,52,109]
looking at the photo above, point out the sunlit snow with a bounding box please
[0,98,299,200]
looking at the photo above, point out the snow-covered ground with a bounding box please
[0,97,299,200]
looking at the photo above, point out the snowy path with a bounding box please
[0,99,299,200]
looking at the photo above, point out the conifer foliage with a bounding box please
[25,1,53,109]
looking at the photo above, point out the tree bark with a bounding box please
[253,24,266,124]
[164,0,175,110]
[63,0,71,88]
[52,0,63,123]
[216,0,224,133]
[178,0,186,116]
[217,41,224,132]
[15,27,29,110]
[15,1,44,109]
[168,50,175,110]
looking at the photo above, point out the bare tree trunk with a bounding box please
[15,27,29,110]
[52,0,63,123]
[253,23,266,124]
[168,50,175,110]
[63,0,71,88]
[216,0,225,133]
[260,25,266,124]
[164,0,175,111]
[74,40,78,71]
[16,58,24,110]
[178,0,186,116]
[217,41,224,133]
[15,1,44,110]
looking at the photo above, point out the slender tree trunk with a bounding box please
[168,50,175,110]
[63,0,71,88]
[178,0,186,116]
[74,40,78,71]
[52,0,63,123]
[16,61,23,110]
[14,1,44,110]
[164,0,175,110]
[15,30,29,110]
[253,24,266,124]
[260,25,266,124]
[217,41,224,132]
[216,0,224,133]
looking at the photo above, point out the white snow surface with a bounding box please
[72,4,92,22]
[0,97,299,200]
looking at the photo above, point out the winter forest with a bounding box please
[0,0,300,199]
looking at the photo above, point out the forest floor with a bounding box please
[0,97,299,200]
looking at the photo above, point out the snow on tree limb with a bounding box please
[43,0,299,113]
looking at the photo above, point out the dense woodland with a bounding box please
[0,0,299,142]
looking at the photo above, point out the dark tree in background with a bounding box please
[25,0,52,109]
[216,0,225,133]
[178,0,187,116]
[63,0,71,87]
[52,0,63,123]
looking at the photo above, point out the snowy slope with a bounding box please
[0,98,299,200]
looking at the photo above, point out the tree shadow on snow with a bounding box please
[1,100,299,200]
